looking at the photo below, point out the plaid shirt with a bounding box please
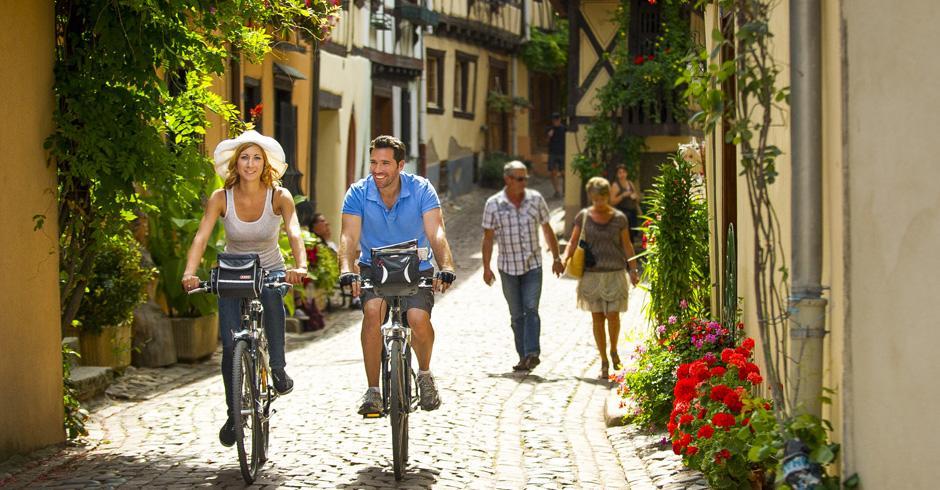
[482,189,551,275]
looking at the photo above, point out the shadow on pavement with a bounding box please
[575,376,617,387]
[485,372,565,384]
[335,465,439,489]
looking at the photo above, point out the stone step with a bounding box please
[70,366,115,401]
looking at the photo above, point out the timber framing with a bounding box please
[434,13,522,53]
[352,46,424,81]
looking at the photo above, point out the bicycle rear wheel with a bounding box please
[389,340,409,481]
[232,339,262,484]
[258,360,271,464]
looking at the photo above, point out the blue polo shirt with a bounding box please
[341,172,440,270]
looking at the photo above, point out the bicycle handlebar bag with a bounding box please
[212,253,263,298]
[370,248,420,297]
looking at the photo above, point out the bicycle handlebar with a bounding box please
[359,276,435,290]
[186,280,294,295]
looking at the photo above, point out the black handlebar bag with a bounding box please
[211,253,263,298]
[370,248,420,297]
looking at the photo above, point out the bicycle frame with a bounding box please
[380,296,418,415]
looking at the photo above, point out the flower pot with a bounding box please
[78,321,133,368]
[171,313,219,362]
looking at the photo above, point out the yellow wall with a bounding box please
[423,36,510,162]
[0,2,64,459]
[843,0,940,486]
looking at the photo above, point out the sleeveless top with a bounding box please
[575,208,629,272]
[614,180,640,214]
[221,187,285,271]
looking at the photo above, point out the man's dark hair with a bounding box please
[370,135,406,163]
[551,112,561,120]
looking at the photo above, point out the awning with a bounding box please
[273,62,308,82]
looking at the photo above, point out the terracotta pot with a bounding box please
[171,313,219,362]
[78,321,133,368]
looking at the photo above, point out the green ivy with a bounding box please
[50,0,337,331]
[519,20,569,74]
[62,344,88,441]
[486,91,530,114]
[575,0,695,180]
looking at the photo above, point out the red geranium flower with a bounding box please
[712,412,736,428]
[646,54,654,61]
[709,366,726,378]
[742,337,755,350]
[697,424,715,439]
[674,378,698,403]
[722,391,743,413]
[679,414,693,425]
[721,348,735,363]
[677,363,691,379]
[686,445,698,455]
[634,55,645,65]
[747,372,763,385]
[715,449,732,464]
[709,384,731,402]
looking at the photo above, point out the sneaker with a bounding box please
[512,359,529,372]
[357,389,384,416]
[219,417,236,447]
[272,368,294,395]
[417,373,442,411]
[524,355,541,370]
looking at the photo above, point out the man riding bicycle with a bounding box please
[339,135,456,416]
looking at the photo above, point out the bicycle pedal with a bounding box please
[362,412,383,419]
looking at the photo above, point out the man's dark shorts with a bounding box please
[358,264,435,314]
[548,154,565,172]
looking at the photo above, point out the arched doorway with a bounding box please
[345,113,357,188]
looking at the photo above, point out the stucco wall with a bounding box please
[843,0,940,486]
[0,2,64,459]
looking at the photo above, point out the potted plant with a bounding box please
[147,175,223,362]
[74,230,154,369]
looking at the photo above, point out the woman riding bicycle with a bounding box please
[181,130,307,447]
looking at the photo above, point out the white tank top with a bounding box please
[221,187,285,271]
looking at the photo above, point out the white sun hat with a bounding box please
[212,130,288,180]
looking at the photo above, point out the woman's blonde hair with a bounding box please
[585,176,611,196]
[224,143,278,189]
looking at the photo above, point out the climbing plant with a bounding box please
[50,0,337,331]
[680,0,790,417]
[573,0,695,181]
[519,19,569,74]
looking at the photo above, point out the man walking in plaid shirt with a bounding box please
[482,161,565,372]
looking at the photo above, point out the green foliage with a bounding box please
[640,154,710,325]
[62,344,88,441]
[305,233,340,292]
[480,152,529,189]
[618,342,680,428]
[51,0,337,331]
[147,175,225,318]
[519,21,569,74]
[486,91,530,113]
[575,0,695,179]
[74,230,154,332]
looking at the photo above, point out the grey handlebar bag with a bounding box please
[370,239,421,297]
[212,253,263,298]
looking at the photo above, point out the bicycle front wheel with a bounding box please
[389,340,409,481]
[232,339,262,484]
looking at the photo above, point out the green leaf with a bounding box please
[810,444,835,464]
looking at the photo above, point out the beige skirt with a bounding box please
[576,270,630,313]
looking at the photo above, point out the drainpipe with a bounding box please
[788,0,827,418]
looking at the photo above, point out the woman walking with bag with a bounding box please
[563,177,640,379]
[181,130,308,447]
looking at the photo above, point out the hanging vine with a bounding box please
[680,0,791,418]
[573,0,695,180]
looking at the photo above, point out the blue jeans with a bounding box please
[499,267,543,359]
[219,271,287,415]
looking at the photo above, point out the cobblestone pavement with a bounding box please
[2,179,705,489]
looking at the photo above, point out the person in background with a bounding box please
[609,164,642,245]
[482,161,565,372]
[545,113,567,199]
[562,177,640,380]
[309,213,360,310]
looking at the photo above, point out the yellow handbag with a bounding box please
[566,211,589,278]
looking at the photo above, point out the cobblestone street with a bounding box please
[2,179,703,489]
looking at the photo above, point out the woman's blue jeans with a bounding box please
[218,271,287,416]
[499,267,543,359]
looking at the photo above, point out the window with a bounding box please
[453,51,478,119]
[426,49,445,114]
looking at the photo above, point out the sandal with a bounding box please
[610,351,622,370]
[600,361,610,380]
